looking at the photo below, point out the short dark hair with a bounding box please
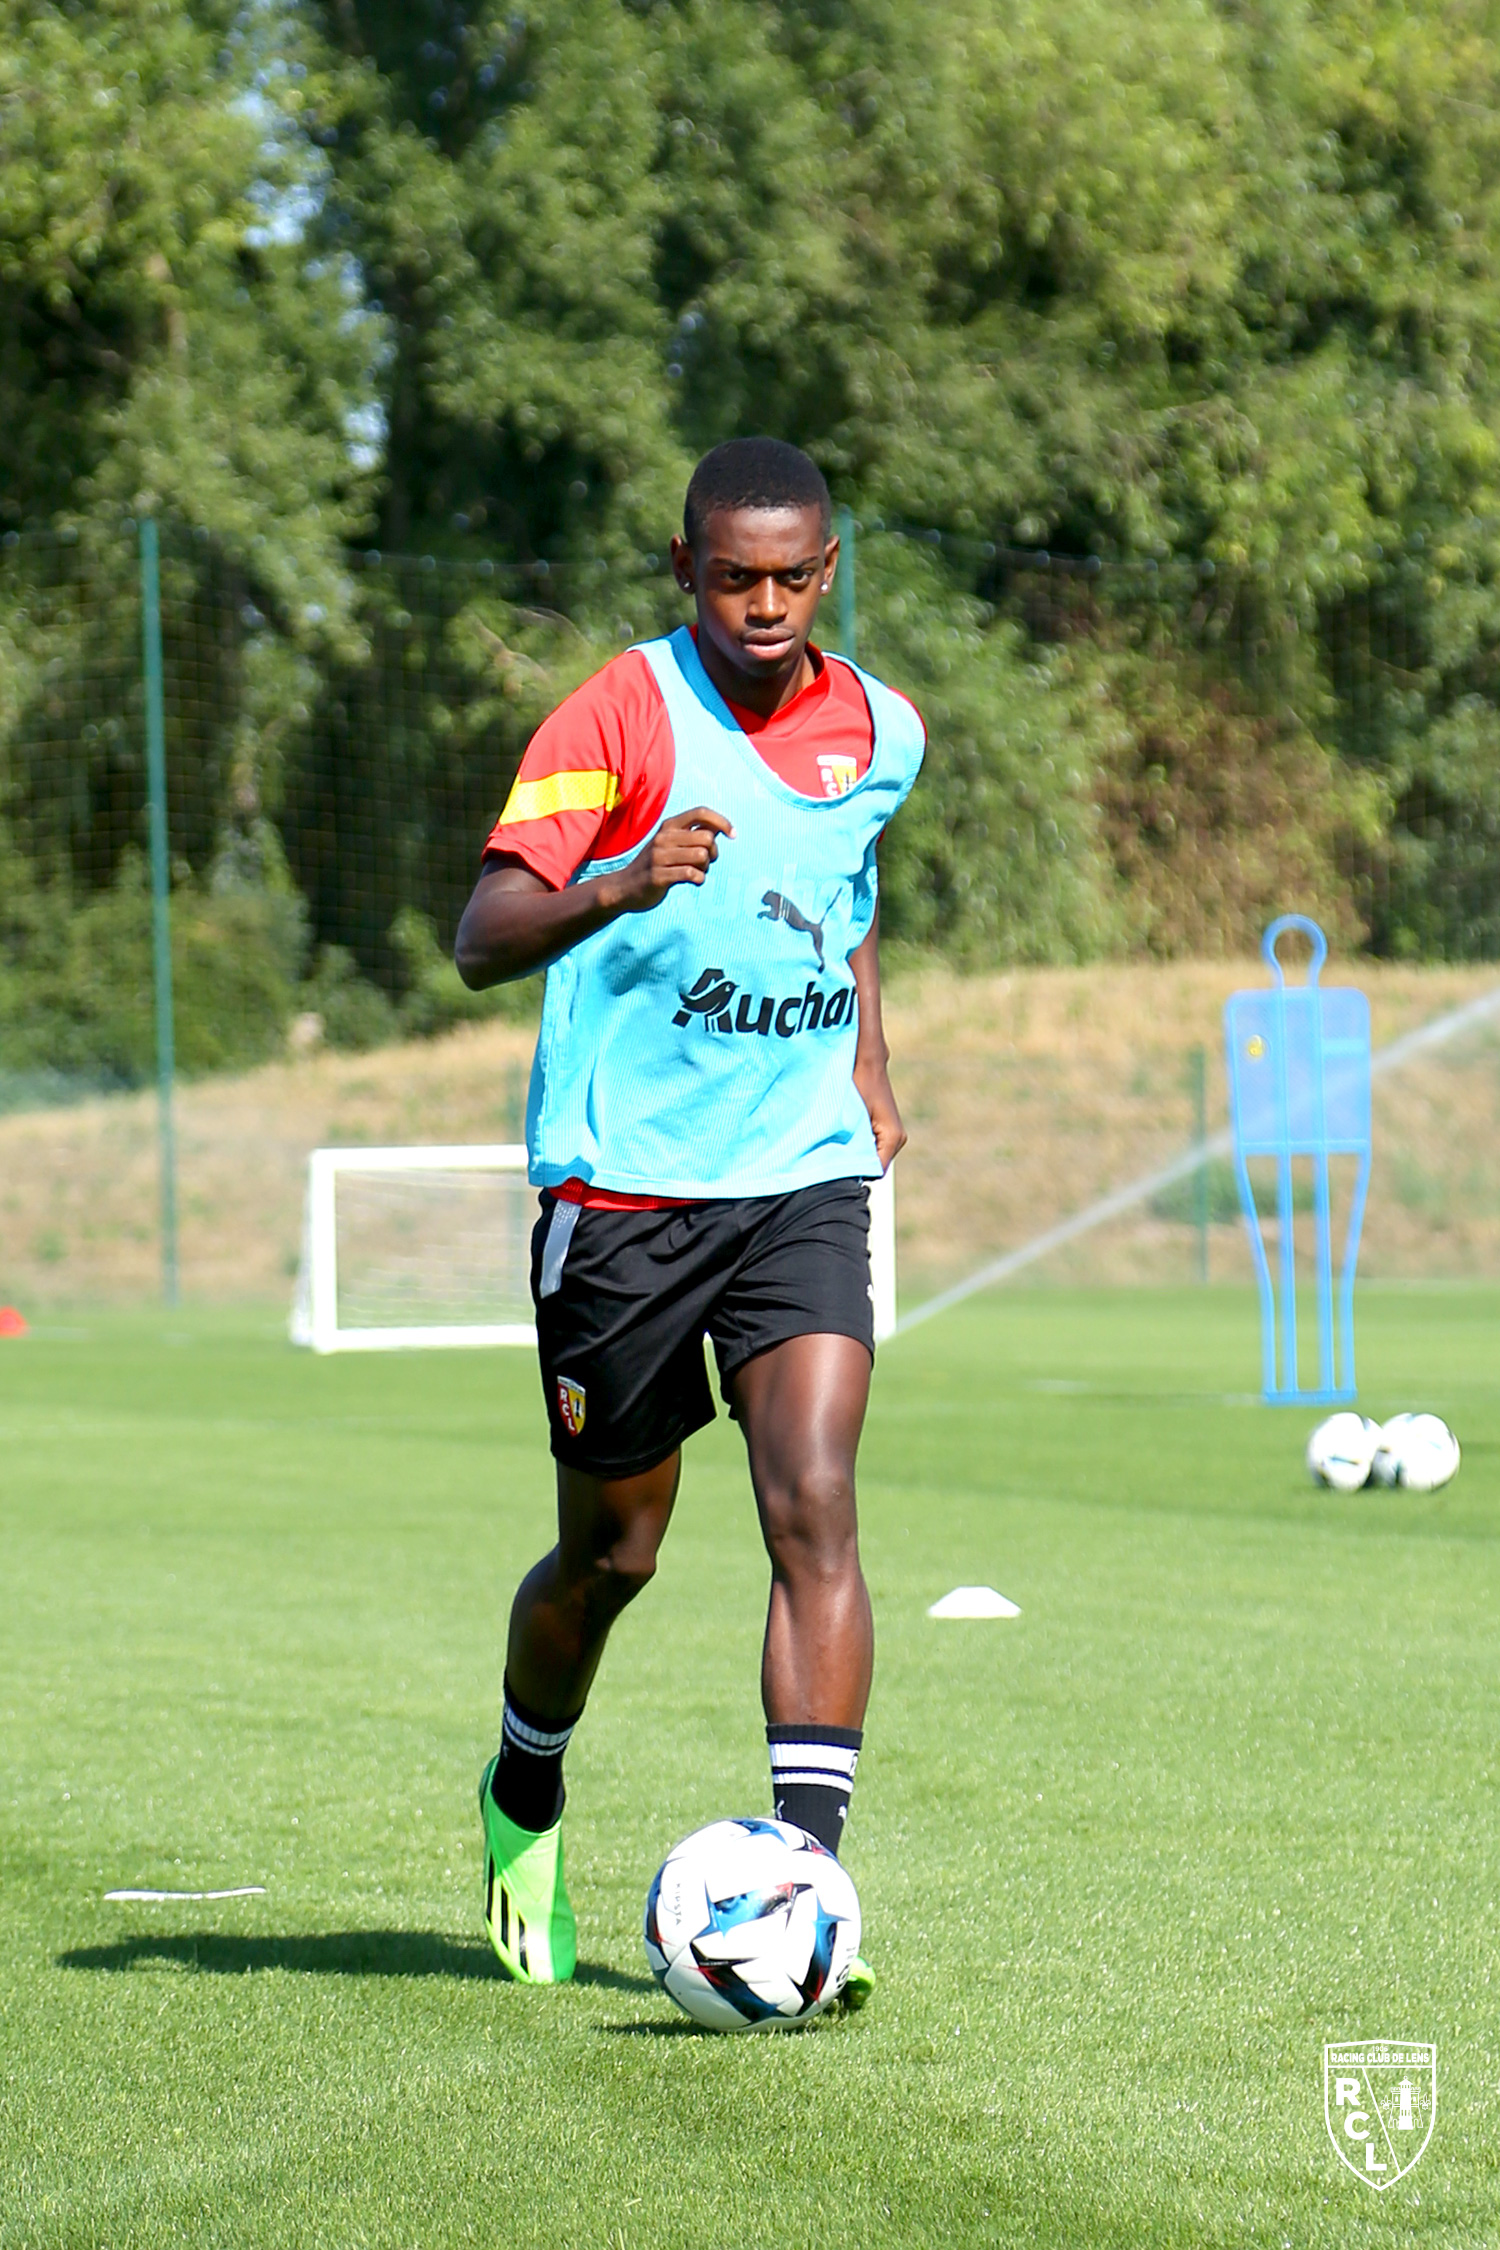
[683,437,831,548]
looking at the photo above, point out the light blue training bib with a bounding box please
[526,626,925,1197]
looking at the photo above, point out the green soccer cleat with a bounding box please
[838,1954,876,2013]
[478,1756,577,1984]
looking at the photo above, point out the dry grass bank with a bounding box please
[883,959,1500,1290]
[2,959,1498,1307]
[0,1021,537,1304]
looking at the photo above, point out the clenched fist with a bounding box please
[606,807,735,914]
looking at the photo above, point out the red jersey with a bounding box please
[483,638,874,892]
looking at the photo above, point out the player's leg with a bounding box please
[480,1453,678,1984]
[732,1332,873,1729]
[500,1452,682,1813]
[710,1180,879,2003]
[707,1178,877,1860]
[729,1329,874,1861]
[732,1330,878,2007]
[481,1190,725,1984]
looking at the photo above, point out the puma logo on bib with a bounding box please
[758,890,826,971]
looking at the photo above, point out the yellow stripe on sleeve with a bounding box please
[495,769,621,825]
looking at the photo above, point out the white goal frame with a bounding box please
[291,1143,898,1354]
[291,1144,536,1354]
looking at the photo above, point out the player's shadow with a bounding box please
[597,2017,833,2038]
[598,2019,713,2038]
[56,1930,654,1993]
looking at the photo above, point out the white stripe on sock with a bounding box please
[503,1707,576,1754]
[768,1743,859,1780]
[771,1769,855,1792]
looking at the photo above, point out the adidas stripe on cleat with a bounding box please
[479,1755,577,1984]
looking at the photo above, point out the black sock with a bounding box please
[490,1681,577,1833]
[767,1724,863,1856]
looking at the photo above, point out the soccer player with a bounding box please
[455,437,924,1995]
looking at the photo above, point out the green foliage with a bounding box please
[390,907,540,1037]
[0,847,303,1084]
[0,845,534,1087]
[1081,628,1384,957]
[5,0,1500,1070]
[279,570,627,986]
[291,0,1500,593]
[1368,692,1500,958]
[0,1,378,613]
[297,941,398,1053]
[291,0,1500,963]
[310,0,683,562]
[860,539,1121,962]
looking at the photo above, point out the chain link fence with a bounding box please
[3,517,1499,1307]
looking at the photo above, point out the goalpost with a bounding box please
[290,1145,536,1352]
[291,1146,898,1353]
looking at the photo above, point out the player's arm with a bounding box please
[849,907,906,1171]
[454,808,733,988]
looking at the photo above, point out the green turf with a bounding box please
[3,1288,1496,2247]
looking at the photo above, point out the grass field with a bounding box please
[3,1288,1497,2247]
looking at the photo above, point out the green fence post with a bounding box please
[139,519,179,1306]
[1190,1043,1209,1284]
[836,504,857,665]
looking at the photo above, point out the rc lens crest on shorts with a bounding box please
[556,1378,587,1437]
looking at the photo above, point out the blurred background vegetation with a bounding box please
[6,0,1500,1085]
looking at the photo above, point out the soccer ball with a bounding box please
[644,1817,860,2031]
[1306,1412,1380,1491]
[1370,1412,1461,1493]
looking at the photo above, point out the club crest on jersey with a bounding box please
[556,1377,587,1437]
[1324,2041,1436,2190]
[815,753,859,798]
[672,968,853,1037]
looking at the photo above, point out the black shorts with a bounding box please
[530,1177,875,1478]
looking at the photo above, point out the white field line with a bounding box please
[894,980,1500,1337]
[104,1886,266,1902]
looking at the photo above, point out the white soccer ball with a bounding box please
[644,1816,860,2031]
[1370,1412,1461,1493]
[1306,1411,1380,1491]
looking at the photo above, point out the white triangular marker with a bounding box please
[927,1586,1021,1620]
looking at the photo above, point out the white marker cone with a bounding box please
[927,1586,1021,1620]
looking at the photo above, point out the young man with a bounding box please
[454,436,924,1994]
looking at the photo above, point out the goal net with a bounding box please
[290,1145,536,1352]
[290,1147,898,1353]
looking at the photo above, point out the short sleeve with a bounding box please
[483,650,675,889]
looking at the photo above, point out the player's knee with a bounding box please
[573,1541,658,1615]
[602,1548,659,1602]
[762,1463,859,1580]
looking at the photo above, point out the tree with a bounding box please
[0,0,376,609]
[10,0,1500,993]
